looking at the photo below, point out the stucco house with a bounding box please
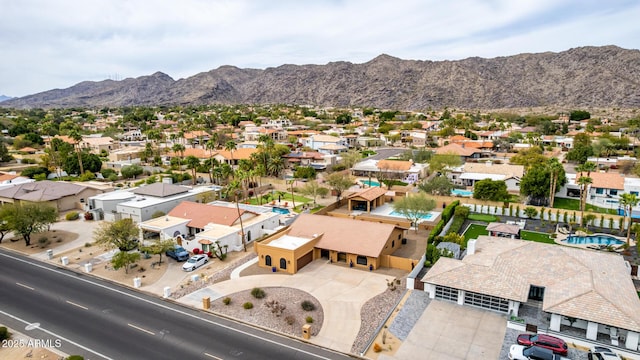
[0,180,106,212]
[422,236,640,352]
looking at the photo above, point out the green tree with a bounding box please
[111,251,141,274]
[340,150,362,169]
[523,207,539,219]
[392,193,436,233]
[428,153,462,174]
[473,179,510,201]
[93,218,139,251]
[293,166,316,180]
[324,172,354,201]
[0,203,57,246]
[185,155,201,185]
[620,193,639,245]
[418,176,454,196]
[121,164,144,179]
[142,238,176,265]
[68,129,85,175]
[566,133,594,163]
[299,181,325,206]
[547,158,565,208]
[583,214,597,231]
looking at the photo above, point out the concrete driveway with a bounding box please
[380,300,507,360]
[177,260,391,353]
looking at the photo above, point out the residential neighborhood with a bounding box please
[2,105,640,359]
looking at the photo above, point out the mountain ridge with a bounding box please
[3,45,640,109]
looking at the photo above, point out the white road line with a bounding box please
[65,300,88,310]
[204,352,223,359]
[0,251,335,360]
[16,282,34,290]
[127,323,155,336]
[0,309,113,360]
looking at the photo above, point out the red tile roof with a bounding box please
[168,201,254,228]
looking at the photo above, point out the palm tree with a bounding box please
[205,138,218,183]
[547,158,564,208]
[172,143,186,160]
[185,155,201,185]
[224,140,237,167]
[620,193,639,245]
[68,129,84,175]
[577,176,592,226]
[267,156,284,178]
[226,179,247,252]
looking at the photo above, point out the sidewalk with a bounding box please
[177,260,390,353]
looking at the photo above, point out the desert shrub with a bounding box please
[65,211,79,221]
[285,315,295,325]
[251,287,266,299]
[243,302,253,309]
[305,316,314,323]
[223,297,231,305]
[301,300,316,311]
[0,326,10,341]
[38,236,50,248]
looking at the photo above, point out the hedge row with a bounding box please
[427,200,460,244]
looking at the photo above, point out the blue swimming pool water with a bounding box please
[388,211,434,220]
[361,179,381,187]
[272,207,290,214]
[451,189,473,197]
[562,235,624,246]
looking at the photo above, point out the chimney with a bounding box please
[467,239,477,256]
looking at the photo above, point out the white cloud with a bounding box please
[0,0,638,97]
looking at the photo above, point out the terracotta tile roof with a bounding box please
[167,147,210,159]
[168,201,251,228]
[422,236,640,332]
[435,143,478,157]
[460,141,493,149]
[463,163,524,178]
[287,214,400,258]
[0,174,20,182]
[131,183,190,197]
[576,171,625,190]
[214,148,258,160]
[450,135,471,142]
[346,187,387,201]
[0,180,87,201]
[377,160,412,171]
[183,130,210,139]
[485,222,520,235]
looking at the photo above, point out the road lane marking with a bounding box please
[204,352,222,359]
[0,309,113,360]
[66,300,88,310]
[16,282,35,290]
[127,323,155,336]
[0,251,336,360]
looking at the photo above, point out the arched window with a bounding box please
[265,255,272,266]
[280,258,287,270]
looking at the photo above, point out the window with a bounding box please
[610,189,618,196]
[596,188,604,194]
[279,258,287,270]
[632,191,639,196]
[265,255,271,266]
[392,240,395,248]
[356,255,367,265]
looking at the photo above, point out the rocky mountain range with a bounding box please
[3,45,640,110]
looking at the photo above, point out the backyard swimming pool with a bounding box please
[360,179,381,187]
[451,189,473,197]
[388,211,434,220]
[272,207,290,214]
[561,234,624,246]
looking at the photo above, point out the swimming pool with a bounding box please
[451,189,473,197]
[272,207,290,214]
[388,211,434,220]
[561,234,624,246]
[361,179,381,187]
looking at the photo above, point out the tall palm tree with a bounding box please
[205,138,218,183]
[224,140,237,167]
[185,155,201,185]
[620,193,639,245]
[226,178,248,252]
[68,129,84,175]
[547,158,564,208]
[577,176,592,226]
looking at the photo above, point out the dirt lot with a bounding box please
[1,229,78,254]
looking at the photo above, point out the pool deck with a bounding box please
[553,230,631,249]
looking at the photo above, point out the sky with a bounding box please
[1,0,639,98]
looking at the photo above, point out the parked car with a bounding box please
[588,346,622,360]
[517,334,568,356]
[509,345,569,360]
[182,254,208,271]
[166,245,189,261]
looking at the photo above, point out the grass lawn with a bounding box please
[245,193,312,206]
[463,224,488,242]
[520,230,555,244]
[553,197,617,215]
[468,214,498,222]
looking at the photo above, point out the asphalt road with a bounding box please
[0,249,355,360]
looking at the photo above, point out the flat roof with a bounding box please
[268,234,315,250]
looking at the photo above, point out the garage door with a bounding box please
[296,251,313,270]
[463,290,509,313]
[434,285,458,302]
